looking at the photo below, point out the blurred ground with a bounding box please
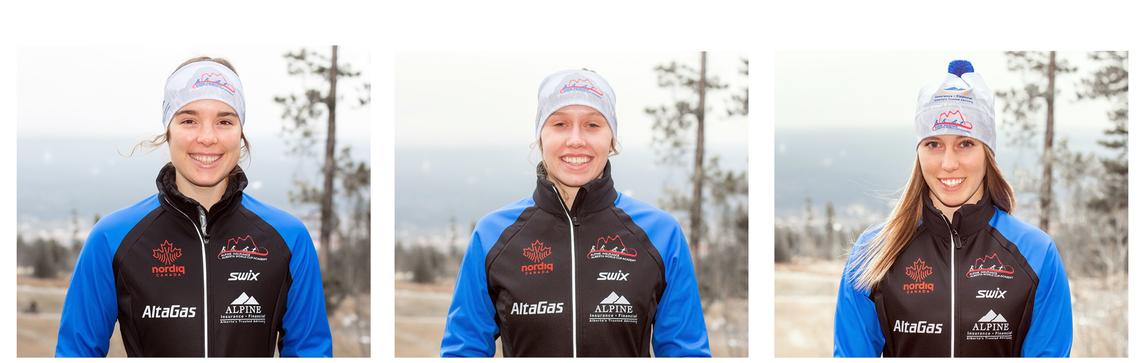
[16,274,370,357]
[774,259,1126,357]
[394,277,747,357]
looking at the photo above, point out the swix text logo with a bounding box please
[151,240,186,277]
[967,310,1012,340]
[510,300,564,315]
[141,304,196,319]
[931,109,974,133]
[220,292,267,324]
[587,234,638,262]
[902,257,935,294]
[892,320,943,334]
[588,291,638,323]
[976,287,1007,299]
[520,240,554,276]
[597,270,629,281]
[218,234,269,261]
[193,71,237,94]
[966,253,1015,279]
[560,78,605,97]
[228,269,260,281]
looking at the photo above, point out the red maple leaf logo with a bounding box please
[152,240,183,266]
[522,240,551,263]
[905,258,933,282]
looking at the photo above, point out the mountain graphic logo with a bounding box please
[931,109,974,132]
[978,310,1007,323]
[966,252,1015,279]
[587,234,638,261]
[522,240,551,263]
[560,78,605,97]
[152,240,183,265]
[230,292,260,306]
[599,291,631,305]
[218,234,269,261]
[193,71,237,94]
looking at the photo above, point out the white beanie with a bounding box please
[914,60,996,151]
[162,60,246,128]
[535,69,617,138]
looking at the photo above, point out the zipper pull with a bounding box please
[197,206,210,244]
[572,216,581,227]
[951,229,961,249]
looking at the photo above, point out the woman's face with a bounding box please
[540,105,613,190]
[918,135,986,210]
[167,99,243,190]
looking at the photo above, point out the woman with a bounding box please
[55,57,332,357]
[440,69,710,357]
[833,60,1073,357]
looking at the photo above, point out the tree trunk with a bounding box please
[691,52,707,271]
[320,45,339,265]
[1041,51,1056,233]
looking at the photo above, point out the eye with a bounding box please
[958,139,976,148]
[178,118,197,125]
[923,140,942,149]
[218,119,236,126]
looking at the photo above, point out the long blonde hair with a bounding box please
[850,146,1014,291]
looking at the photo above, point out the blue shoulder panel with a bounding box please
[989,209,1072,357]
[56,195,160,357]
[440,197,533,357]
[833,223,887,357]
[241,194,332,357]
[614,193,711,357]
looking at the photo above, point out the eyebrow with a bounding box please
[173,109,238,118]
[550,110,604,117]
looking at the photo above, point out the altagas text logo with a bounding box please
[520,240,554,276]
[151,240,186,277]
[902,257,934,294]
[510,300,564,315]
[218,235,269,261]
[142,304,196,319]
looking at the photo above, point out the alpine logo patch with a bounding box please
[220,292,266,324]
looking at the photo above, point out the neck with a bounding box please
[553,180,580,211]
[175,172,227,211]
[929,186,985,223]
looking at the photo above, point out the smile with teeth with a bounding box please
[561,155,592,166]
[190,153,222,165]
[939,177,964,187]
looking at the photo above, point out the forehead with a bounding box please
[176,99,238,115]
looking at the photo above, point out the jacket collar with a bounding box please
[920,189,995,243]
[156,162,247,222]
[533,161,618,218]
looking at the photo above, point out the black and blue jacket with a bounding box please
[55,163,332,357]
[440,163,710,357]
[834,193,1073,357]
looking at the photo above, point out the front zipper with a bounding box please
[551,186,578,357]
[164,197,210,357]
[940,214,958,358]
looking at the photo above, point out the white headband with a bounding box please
[914,60,996,151]
[535,69,618,139]
[162,61,245,128]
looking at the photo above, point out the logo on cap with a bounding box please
[193,71,237,95]
[560,78,604,97]
[931,109,974,133]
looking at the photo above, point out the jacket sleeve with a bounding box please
[1020,242,1073,357]
[833,226,885,357]
[440,228,499,357]
[651,221,711,357]
[55,227,119,357]
[279,228,334,357]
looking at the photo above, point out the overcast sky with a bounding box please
[395,52,749,149]
[776,51,1115,132]
[18,45,370,142]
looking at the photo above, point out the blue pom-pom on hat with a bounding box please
[948,60,974,77]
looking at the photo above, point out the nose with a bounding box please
[196,124,219,146]
[566,125,585,148]
[941,148,959,172]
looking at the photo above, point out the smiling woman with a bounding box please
[55,57,333,357]
[440,69,711,357]
[833,60,1072,357]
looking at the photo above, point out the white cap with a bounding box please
[914,60,996,151]
[535,69,617,138]
[162,61,246,128]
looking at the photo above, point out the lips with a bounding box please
[189,153,222,167]
[938,177,965,192]
[560,154,593,169]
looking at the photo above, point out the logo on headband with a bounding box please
[193,72,237,95]
[931,109,974,133]
[560,79,605,97]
